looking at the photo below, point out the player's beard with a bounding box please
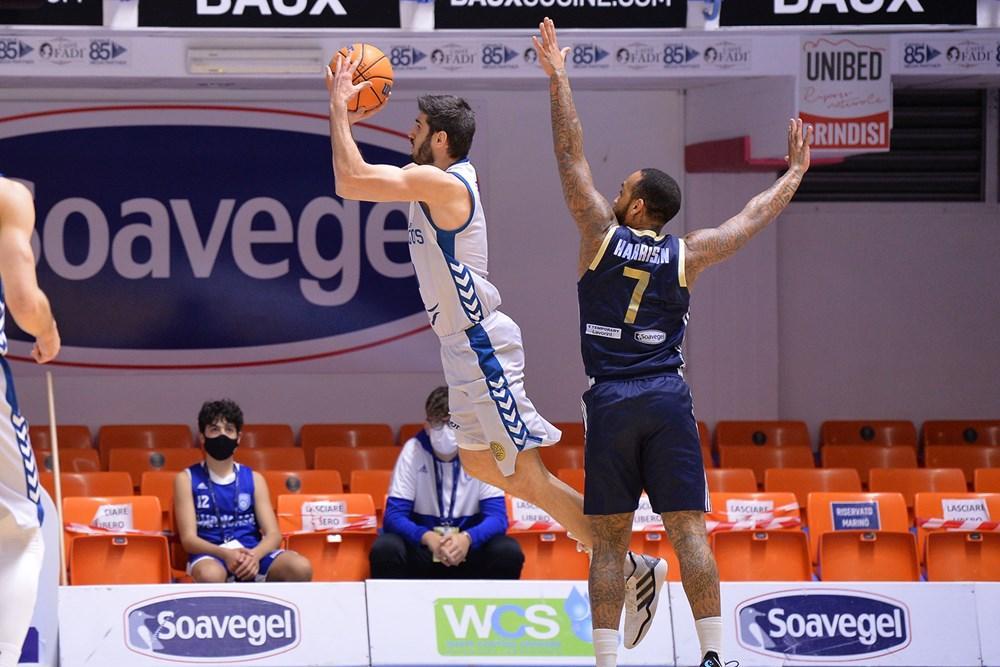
[613,197,629,226]
[412,135,434,165]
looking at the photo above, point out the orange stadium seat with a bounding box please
[63,495,169,584]
[39,472,133,500]
[557,468,585,494]
[925,531,1000,581]
[29,425,93,452]
[397,423,424,445]
[539,445,585,471]
[697,421,710,449]
[37,449,100,473]
[277,493,376,581]
[709,492,802,532]
[552,422,585,448]
[719,446,815,486]
[262,470,344,506]
[235,447,306,471]
[975,468,1000,493]
[869,468,967,520]
[821,445,917,483]
[349,470,393,519]
[139,471,188,571]
[313,446,400,483]
[108,448,204,489]
[913,492,1000,563]
[819,531,919,581]
[764,468,861,525]
[715,420,810,449]
[922,420,1000,447]
[713,530,812,581]
[98,424,193,467]
[239,424,295,449]
[506,495,589,579]
[925,446,1000,485]
[707,468,757,493]
[806,491,911,567]
[820,420,917,447]
[300,423,394,464]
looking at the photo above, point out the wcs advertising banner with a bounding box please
[0,0,101,26]
[138,0,399,28]
[720,0,976,27]
[0,103,440,372]
[434,0,686,30]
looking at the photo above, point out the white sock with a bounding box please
[695,616,723,661]
[593,628,619,667]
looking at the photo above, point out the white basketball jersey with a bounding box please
[408,159,502,338]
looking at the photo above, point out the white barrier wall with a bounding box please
[976,584,1000,667]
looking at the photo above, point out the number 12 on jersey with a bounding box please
[623,267,650,324]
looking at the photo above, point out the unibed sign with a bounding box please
[138,0,400,28]
[435,0,687,30]
[720,0,977,27]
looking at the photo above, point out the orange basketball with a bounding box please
[333,43,393,113]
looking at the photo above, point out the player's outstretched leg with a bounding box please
[588,513,633,667]
[0,515,44,667]
[662,510,724,667]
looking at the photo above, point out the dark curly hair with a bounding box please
[425,386,450,424]
[198,399,244,434]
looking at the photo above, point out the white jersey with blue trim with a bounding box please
[408,159,502,338]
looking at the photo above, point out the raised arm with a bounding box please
[683,118,813,287]
[325,55,465,211]
[533,19,615,272]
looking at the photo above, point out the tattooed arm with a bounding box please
[533,18,615,277]
[684,118,813,287]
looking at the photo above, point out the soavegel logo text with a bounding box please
[736,591,910,660]
[435,588,593,656]
[0,106,421,368]
[125,594,300,661]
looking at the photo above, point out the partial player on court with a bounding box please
[325,45,667,645]
[534,17,813,667]
[0,175,60,667]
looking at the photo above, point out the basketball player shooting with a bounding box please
[326,50,669,645]
[533,17,812,667]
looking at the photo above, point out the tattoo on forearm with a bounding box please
[662,511,720,619]
[588,513,633,630]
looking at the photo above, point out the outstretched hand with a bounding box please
[532,17,569,77]
[325,52,381,124]
[786,118,813,174]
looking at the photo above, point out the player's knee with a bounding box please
[283,553,313,582]
[192,560,228,583]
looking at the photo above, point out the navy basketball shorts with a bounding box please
[581,373,709,516]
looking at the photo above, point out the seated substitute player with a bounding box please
[325,52,666,644]
[534,17,812,667]
[174,399,312,583]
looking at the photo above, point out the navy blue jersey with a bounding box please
[187,463,262,548]
[578,225,689,380]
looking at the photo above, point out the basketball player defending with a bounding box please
[326,53,666,644]
[0,177,60,667]
[534,18,812,667]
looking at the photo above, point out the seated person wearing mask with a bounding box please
[174,399,313,583]
[370,386,524,578]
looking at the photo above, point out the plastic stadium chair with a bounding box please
[975,468,1000,493]
[506,495,588,579]
[922,420,1000,447]
[818,530,919,582]
[37,449,100,473]
[715,421,810,449]
[239,424,295,449]
[764,468,861,526]
[712,530,812,581]
[709,492,802,531]
[63,495,169,585]
[869,468,967,519]
[557,468,585,494]
[397,423,424,445]
[702,444,715,469]
[98,424,194,467]
[925,446,1000,485]
[349,470,393,520]
[820,420,917,447]
[697,421,710,450]
[108,448,204,489]
[29,425,93,453]
[139,471,188,571]
[925,531,1000,581]
[719,446,815,486]
[39,472,133,500]
[262,470,344,506]
[313,447,400,486]
[820,445,917,483]
[806,491,910,565]
[300,423,394,464]
[539,445,585,471]
[234,447,306,471]
[707,468,757,493]
[552,422,585,448]
[277,493,376,581]
[913,492,1000,563]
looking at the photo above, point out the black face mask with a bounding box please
[204,434,238,461]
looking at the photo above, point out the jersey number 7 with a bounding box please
[623,267,650,324]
